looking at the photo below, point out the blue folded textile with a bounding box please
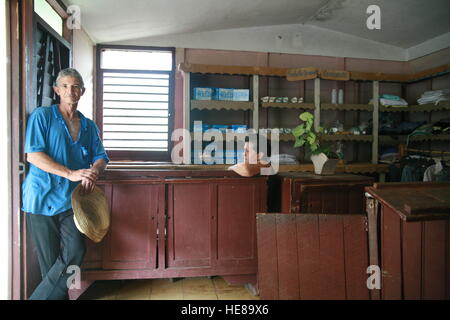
[381,94,401,101]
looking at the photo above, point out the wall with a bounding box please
[113,23,410,62]
[73,27,95,120]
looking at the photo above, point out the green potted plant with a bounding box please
[292,112,339,175]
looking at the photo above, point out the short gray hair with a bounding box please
[55,68,85,88]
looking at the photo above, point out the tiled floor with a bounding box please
[79,276,260,300]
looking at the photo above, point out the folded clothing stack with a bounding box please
[417,89,450,105]
[379,94,408,107]
[269,154,299,165]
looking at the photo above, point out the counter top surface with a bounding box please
[366,182,450,221]
[105,162,389,174]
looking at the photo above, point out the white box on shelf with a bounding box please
[232,89,250,101]
[193,87,213,100]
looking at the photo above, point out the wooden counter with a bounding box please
[365,182,450,300]
[70,172,267,299]
[105,162,389,175]
[269,172,374,214]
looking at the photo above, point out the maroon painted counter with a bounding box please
[70,169,267,299]
[257,213,370,300]
[365,182,450,300]
[269,172,374,214]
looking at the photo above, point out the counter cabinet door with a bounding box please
[293,182,371,214]
[102,184,162,270]
[257,213,370,300]
[215,181,263,271]
[81,184,112,270]
[165,183,215,269]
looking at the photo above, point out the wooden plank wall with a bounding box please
[381,207,450,300]
[257,213,370,300]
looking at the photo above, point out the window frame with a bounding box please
[95,44,176,162]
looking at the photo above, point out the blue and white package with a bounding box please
[231,125,248,133]
[232,89,250,101]
[213,88,234,101]
[193,87,213,100]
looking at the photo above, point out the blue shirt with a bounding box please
[22,105,109,216]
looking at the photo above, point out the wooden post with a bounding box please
[183,72,191,164]
[372,81,379,164]
[253,75,259,131]
[314,78,321,131]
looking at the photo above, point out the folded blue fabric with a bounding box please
[381,94,401,101]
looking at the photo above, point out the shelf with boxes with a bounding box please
[186,72,256,165]
[180,62,450,175]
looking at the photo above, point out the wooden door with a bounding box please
[81,185,112,270]
[166,183,215,268]
[19,4,72,299]
[215,181,260,270]
[257,213,370,300]
[102,184,161,270]
[380,206,450,300]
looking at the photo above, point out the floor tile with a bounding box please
[181,277,216,294]
[182,292,218,300]
[115,279,152,300]
[78,276,260,300]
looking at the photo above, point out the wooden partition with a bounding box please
[256,213,370,300]
[366,182,450,300]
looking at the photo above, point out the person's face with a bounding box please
[54,76,85,105]
[244,142,261,164]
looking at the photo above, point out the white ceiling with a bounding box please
[63,0,450,50]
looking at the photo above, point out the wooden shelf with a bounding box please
[379,135,407,145]
[270,133,373,142]
[261,102,315,110]
[321,134,373,142]
[180,62,450,83]
[321,104,373,111]
[409,134,450,142]
[179,62,286,77]
[191,100,253,111]
[380,101,450,112]
[380,134,450,144]
[191,132,251,142]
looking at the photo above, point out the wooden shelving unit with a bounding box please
[181,62,450,174]
[261,102,315,110]
[321,103,373,112]
[191,100,253,111]
[379,101,450,112]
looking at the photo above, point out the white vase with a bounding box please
[310,153,339,175]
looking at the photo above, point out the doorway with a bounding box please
[9,0,72,300]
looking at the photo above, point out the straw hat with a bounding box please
[71,184,110,243]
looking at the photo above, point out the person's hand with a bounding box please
[66,168,98,183]
[80,177,96,195]
[67,168,99,195]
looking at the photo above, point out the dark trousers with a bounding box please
[26,209,86,300]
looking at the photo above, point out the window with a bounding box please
[97,45,175,161]
[34,0,63,37]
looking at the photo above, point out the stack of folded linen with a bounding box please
[269,154,299,165]
[379,94,408,107]
[417,89,450,105]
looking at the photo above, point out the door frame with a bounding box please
[9,0,72,300]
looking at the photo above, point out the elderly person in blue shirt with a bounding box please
[22,68,109,300]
